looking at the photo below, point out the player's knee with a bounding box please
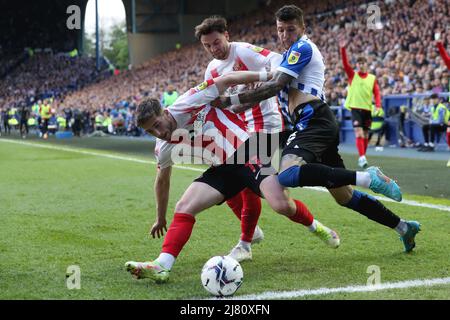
[269,199,293,216]
[335,195,352,206]
[278,165,300,188]
[175,198,191,213]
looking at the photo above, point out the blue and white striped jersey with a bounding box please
[277,35,326,129]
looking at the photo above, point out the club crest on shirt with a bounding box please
[288,51,301,64]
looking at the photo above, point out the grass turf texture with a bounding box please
[0,136,449,299]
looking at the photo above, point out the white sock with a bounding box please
[308,219,318,232]
[356,171,371,188]
[156,253,176,270]
[238,240,251,251]
[395,220,408,236]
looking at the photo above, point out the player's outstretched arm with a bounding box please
[214,71,273,94]
[214,71,293,109]
[152,165,172,238]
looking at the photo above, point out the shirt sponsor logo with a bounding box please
[288,51,301,65]
[251,45,264,53]
[189,81,209,95]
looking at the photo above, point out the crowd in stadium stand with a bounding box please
[0,0,448,139]
[61,0,449,111]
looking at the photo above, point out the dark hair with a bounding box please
[136,98,162,127]
[430,93,439,99]
[195,16,227,40]
[275,5,305,27]
[357,56,367,63]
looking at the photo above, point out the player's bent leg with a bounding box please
[126,182,225,283]
[260,175,340,248]
[227,188,262,263]
[277,154,403,202]
[226,192,243,220]
[329,186,420,252]
[175,182,225,215]
[227,188,263,263]
[240,188,262,243]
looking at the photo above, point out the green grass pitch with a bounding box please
[0,137,449,299]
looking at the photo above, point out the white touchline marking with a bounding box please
[2,139,450,212]
[304,186,450,212]
[216,277,450,300]
[0,139,204,172]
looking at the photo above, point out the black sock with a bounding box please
[344,190,400,228]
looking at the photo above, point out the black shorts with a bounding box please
[279,129,294,149]
[194,161,276,201]
[351,109,372,130]
[282,100,345,169]
[227,131,279,166]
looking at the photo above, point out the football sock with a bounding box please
[343,190,400,228]
[364,137,369,153]
[161,213,196,259]
[288,199,314,226]
[356,137,365,156]
[395,219,408,236]
[240,188,262,242]
[447,132,450,147]
[355,171,371,188]
[278,164,356,189]
[156,252,175,270]
[308,219,318,232]
[226,193,243,220]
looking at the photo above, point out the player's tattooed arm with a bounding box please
[216,71,294,110]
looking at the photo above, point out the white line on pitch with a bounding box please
[223,277,450,300]
[2,139,449,212]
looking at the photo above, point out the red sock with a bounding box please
[288,200,314,226]
[161,213,196,258]
[364,138,369,153]
[355,137,365,156]
[226,193,243,220]
[447,132,450,147]
[240,188,262,242]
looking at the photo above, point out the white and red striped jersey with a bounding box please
[205,42,284,133]
[155,79,249,169]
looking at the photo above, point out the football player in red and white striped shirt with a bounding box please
[124,71,340,283]
[196,16,284,261]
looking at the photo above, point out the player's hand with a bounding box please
[231,103,253,114]
[246,82,264,90]
[210,96,229,109]
[338,36,347,48]
[150,218,167,239]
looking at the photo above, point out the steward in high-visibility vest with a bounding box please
[431,103,449,124]
[95,113,104,130]
[102,114,113,133]
[32,103,40,116]
[57,116,67,129]
[8,108,18,126]
[162,85,179,107]
[419,95,449,152]
[27,118,37,126]
[368,105,387,148]
[370,105,385,131]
